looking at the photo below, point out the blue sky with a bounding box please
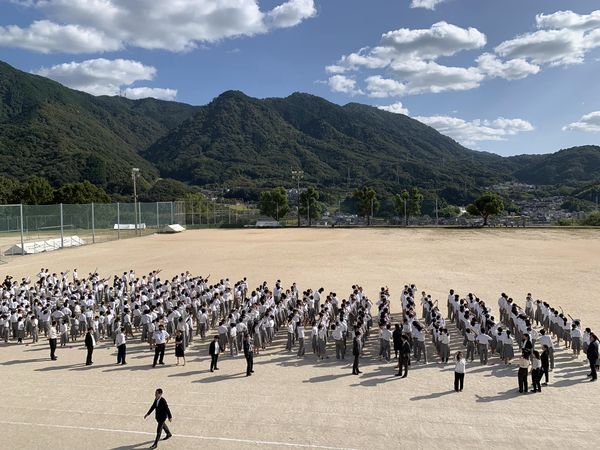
[1,0,600,156]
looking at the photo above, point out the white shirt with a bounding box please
[153,330,170,344]
[454,358,466,374]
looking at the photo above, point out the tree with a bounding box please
[258,187,289,220]
[393,191,408,225]
[466,192,504,226]
[0,176,20,204]
[353,186,379,225]
[183,192,209,225]
[54,181,111,204]
[140,178,193,202]
[408,187,424,218]
[21,176,54,205]
[299,187,322,226]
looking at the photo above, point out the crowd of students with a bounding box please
[1,269,598,393]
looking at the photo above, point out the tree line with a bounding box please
[258,185,504,226]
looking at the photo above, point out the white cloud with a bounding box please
[327,21,487,98]
[536,10,600,31]
[365,76,406,98]
[33,58,175,99]
[495,28,588,66]
[265,0,317,29]
[414,115,534,146]
[410,0,446,10]
[0,20,121,53]
[494,9,600,67]
[328,75,363,95]
[563,111,600,133]
[390,59,484,94]
[377,102,409,115]
[2,0,316,53]
[476,53,540,80]
[123,87,178,101]
[379,21,486,60]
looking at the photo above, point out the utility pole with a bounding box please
[292,169,304,227]
[370,197,374,226]
[435,195,439,226]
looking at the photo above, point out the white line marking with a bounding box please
[0,420,356,450]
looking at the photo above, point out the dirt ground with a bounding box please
[0,228,599,449]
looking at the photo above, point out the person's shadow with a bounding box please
[410,390,455,401]
[475,388,519,402]
[109,440,154,450]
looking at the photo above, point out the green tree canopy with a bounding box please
[0,175,20,204]
[54,181,111,204]
[299,187,322,226]
[140,178,194,202]
[353,186,379,225]
[259,187,289,220]
[466,192,504,225]
[21,176,54,205]
[408,187,424,217]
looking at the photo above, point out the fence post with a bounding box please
[20,204,25,256]
[117,202,121,240]
[60,203,64,248]
[170,201,174,224]
[156,202,160,230]
[91,202,96,244]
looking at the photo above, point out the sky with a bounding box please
[1,0,600,156]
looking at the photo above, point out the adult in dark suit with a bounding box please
[144,388,172,449]
[243,334,254,376]
[587,333,599,381]
[396,335,411,378]
[84,328,95,365]
[540,345,550,384]
[392,324,402,359]
[352,332,362,375]
[209,335,220,372]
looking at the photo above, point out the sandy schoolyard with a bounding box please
[0,228,598,449]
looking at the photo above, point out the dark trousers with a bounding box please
[518,368,528,392]
[245,353,253,375]
[542,364,549,383]
[352,354,360,374]
[117,344,127,364]
[399,356,409,376]
[49,338,57,359]
[210,354,219,371]
[153,343,165,366]
[454,372,464,391]
[531,368,542,391]
[153,421,171,446]
[86,347,93,365]
[590,358,598,380]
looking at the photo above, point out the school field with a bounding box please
[0,228,599,449]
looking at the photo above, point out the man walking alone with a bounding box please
[144,388,172,449]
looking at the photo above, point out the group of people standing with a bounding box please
[2,270,598,390]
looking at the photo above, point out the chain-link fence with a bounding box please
[184,201,261,228]
[0,201,185,259]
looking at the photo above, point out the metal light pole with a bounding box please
[291,169,304,227]
[132,168,140,236]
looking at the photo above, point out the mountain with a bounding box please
[0,61,199,194]
[509,146,600,185]
[143,91,515,202]
[1,60,600,203]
